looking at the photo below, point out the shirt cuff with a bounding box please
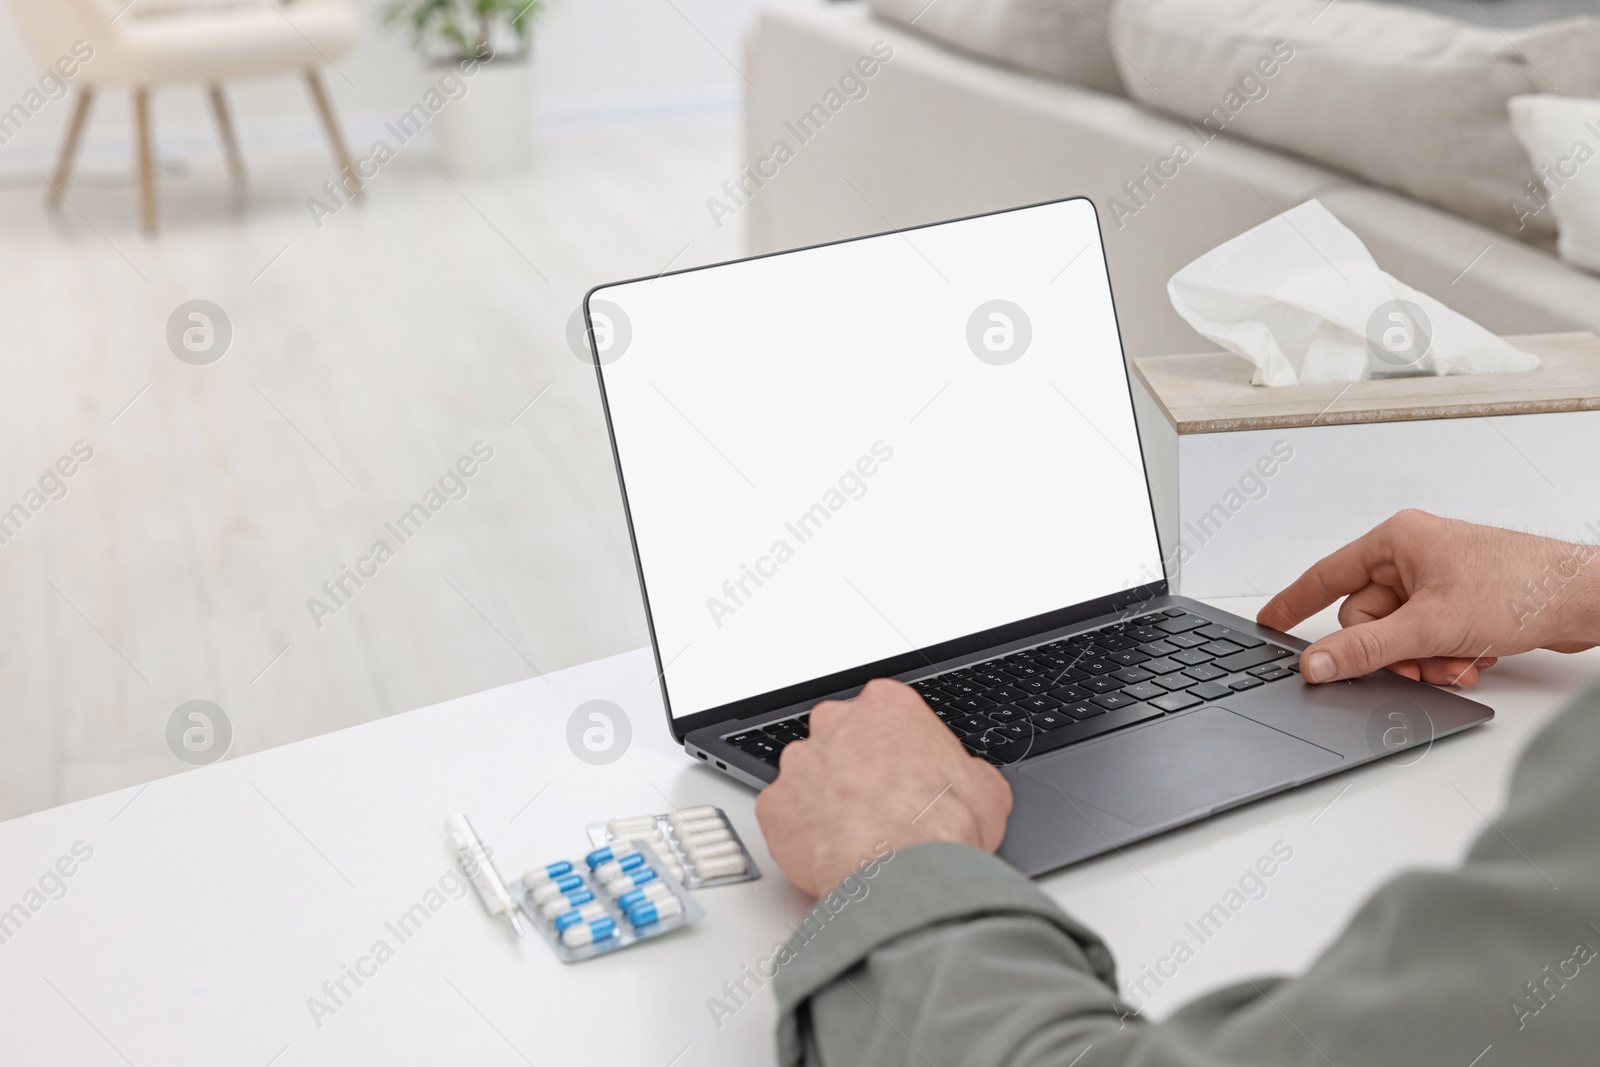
[772,842,1117,1048]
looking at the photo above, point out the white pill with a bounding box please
[684,831,732,857]
[661,860,685,881]
[608,816,659,835]
[692,852,749,879]
[677,827,732,849]
[618,837,668,856]
[668,805,722,827]
[669,813,725,833]
[611,828,665,845]
[672,825,729,851]
[686,841,739,865]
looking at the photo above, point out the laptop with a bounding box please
[584,197,1493,877]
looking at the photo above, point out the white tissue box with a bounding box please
[1130,332,1600,598]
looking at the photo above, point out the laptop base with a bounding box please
[685,596,1492,878]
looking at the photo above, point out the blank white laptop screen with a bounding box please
[592,198,1165,720]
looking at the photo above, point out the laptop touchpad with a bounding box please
[1020,706,1341,828]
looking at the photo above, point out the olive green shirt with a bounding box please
[774,682,1600,1065]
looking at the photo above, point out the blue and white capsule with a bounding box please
[616,882,673,911]
[522,860,574,888]
[593,851,646,882]
[560,916,618,948]
[539,887,595,919]
[531,872,585,903]
[626,895,684,927]
[604,867,659,897]
[552,901,608,932]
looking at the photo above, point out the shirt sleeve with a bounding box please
[773,680,1600,1067]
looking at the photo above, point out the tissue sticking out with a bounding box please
[1167,199,1541,386]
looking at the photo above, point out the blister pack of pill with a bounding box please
[586,804,761,889]
[518,840,705,963]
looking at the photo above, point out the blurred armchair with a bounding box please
[5,0,361,233]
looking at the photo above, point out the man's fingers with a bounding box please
[1389,658,1422,681]
[1338,582,1402,628]
[1428,660,1478,686]
[1419,663,1471,686]
[808,698,850,735]
[1419,656,1487,686]
[775,736,812,775]
[1391,651,1497,683]
[1259,528,1399,631]
[1299,607,1442,682]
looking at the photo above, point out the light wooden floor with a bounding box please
[0,120,743,820]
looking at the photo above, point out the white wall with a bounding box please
[0,0,820,166]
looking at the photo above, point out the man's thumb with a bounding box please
[1300,613,1434,683]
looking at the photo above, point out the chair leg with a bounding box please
[304,68,363,201]
[47,87,95,209]
[208,82,247,200]
[133,86,156,234]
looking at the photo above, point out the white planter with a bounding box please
[434,58,534,177]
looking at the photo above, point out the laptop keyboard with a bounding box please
[722,608,1300,768]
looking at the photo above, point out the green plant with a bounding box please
[382,0,543,63]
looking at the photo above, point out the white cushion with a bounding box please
[1509,95,1600,274]
[1109,0,1600,242]
[866,0,1122,95]
[92,1,360,83]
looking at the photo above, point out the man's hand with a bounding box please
[755,679,1012,898]
[1259,509,1600,685]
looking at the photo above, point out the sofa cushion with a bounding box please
[866,0,1123,95]
[1109,0,1600,242]
[743,6,1600,353]
[1509,94,1600,274]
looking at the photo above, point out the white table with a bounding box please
[2,597,1595,1067]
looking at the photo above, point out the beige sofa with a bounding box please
[740,4,1600,361]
